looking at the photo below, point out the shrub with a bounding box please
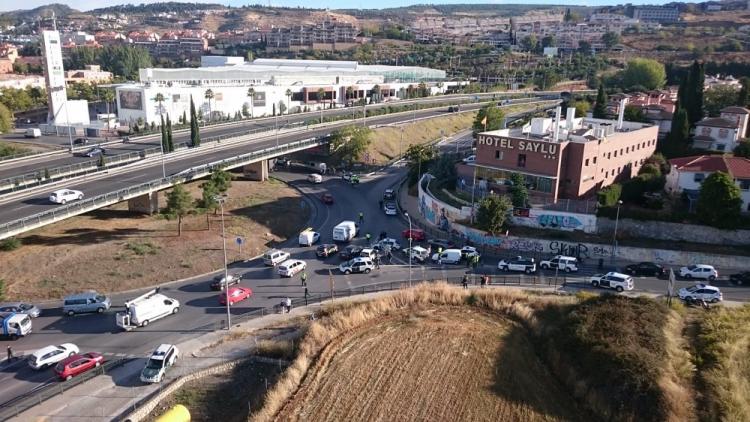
[597,183,622,206]
[0,237,21,251]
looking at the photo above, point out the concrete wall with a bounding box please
[598,217,750,246]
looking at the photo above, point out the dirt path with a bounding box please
[0,177,310,301]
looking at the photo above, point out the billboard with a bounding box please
[251,91,266,107]
[119,90,144,110]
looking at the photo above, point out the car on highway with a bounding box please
[298,228,320,246]
[210,273,241,290]
[403,246,430,263]
[49,189,84,205]
[342,172,360,185]
[402,228,426,241]
[462,155,476,163]
[590,272,634,292]
[316,243,339,258]
[359,248,379,260]
[28,344,79,370]
[307,173,323,184]
[340,245,363,260]
[0,302,41,318]
[55,352,105,381]
[431,249,462,265]
[497,257,536,274]
[459,246,480,260]
[141,344,179,384]
[24,128,41,138]
[339,257,375,274]
[63,291,111,316]
[624,262,666,278]
[383,201,398,216]
[383,189,395,201]
[730,271,750,285]
[448,105,461,112]
[378,238,402,251]
[263,249,290,266]
[321,193,334,204]
[72,137,89,145]
[78,146,106,157]
[278,259,306,277]
[679,283,723,303]
[540,255,578,272]
[679,264,718,281]
[219,286,253,306]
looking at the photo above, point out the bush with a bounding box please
[597,183,622,206]
[0,237,21,251]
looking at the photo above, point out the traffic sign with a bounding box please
[236,237,243,245]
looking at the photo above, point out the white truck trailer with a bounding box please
[116,289,180,331]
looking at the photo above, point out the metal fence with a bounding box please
[453,183,597,215]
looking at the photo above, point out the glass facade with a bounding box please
[475,166,555,194]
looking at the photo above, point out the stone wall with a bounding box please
[598,218,750,246]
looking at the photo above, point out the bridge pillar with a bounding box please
[243,160,268,181]
[128,191,159,214]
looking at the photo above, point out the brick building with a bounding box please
[458,107,659,202]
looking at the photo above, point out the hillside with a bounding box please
[0,3,77,20]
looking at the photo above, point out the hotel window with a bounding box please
[495,150,503,160]
[517,154,527,168]
[694,173,705,183]
[593,157,597,164]
[585,158,589,166]
[740,180,750,191]
[620,149,624,155]
[626,147,629,153]
[614,150,617,157]
[605,171,609,178]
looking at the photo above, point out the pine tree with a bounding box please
[166,114,174,152]
[160,114,167,153]
[664,107,689,158]
[190,96,200,147]
[593,84,608,119]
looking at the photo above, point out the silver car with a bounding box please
[0,302,41,318]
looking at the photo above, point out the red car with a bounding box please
[55,352,105,381]
[219,286,253,306]
[321,193,334,204]
[402,228,426,241]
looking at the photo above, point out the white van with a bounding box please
[332,221,357,242]
[431,249,462,264]
[278,259,306,277]
[24,128,41,138]
[116,289,180,330]
[298,228,320,246]
[263,249,290,266]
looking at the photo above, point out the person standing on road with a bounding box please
[386,250,392,263]
[6,346,12,362]
[374,255,381,269]
[462,274,469,289]
[365,233,371,243]
[358,212,364,224]
[285,297,292,313]
[300,271,307,287]
[304,287,309,306]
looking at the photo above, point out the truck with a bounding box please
[0,312,32,339]
[116,289,180,331]
[332,221,358,242]
[298,228,320,246]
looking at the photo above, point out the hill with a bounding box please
[0,3,77,21]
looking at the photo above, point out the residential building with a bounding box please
[0,73,45,89]
[666,155,750,212]
[632,6,680,23]
[65,65,113,83]
[0,43,18,74]
[266,21,358,51]
[457,107,659,202]
[692,106,750,152]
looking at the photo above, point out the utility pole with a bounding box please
[215,196,230,330]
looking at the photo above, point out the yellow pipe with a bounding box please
[154,404,190,422]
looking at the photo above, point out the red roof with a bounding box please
[670,155,750,178]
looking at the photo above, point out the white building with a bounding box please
[115,58,452,126]
[41,30,89,125]
[666,155,750,212]
[692,106,750,152]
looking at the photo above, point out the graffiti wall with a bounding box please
[512,208,597,233]
[417,176,471,230]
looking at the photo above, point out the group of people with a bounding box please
[461,274,491,289]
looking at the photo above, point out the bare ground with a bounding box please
[0,177,309,301]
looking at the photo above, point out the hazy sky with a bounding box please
[0,0,677,13]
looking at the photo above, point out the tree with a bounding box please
[404,143,436,184]
[737,77,749,108]
[246,87,255,118]
[166,114,174,152]
[623,105,650,123]
[697,172,743,228]
[278,100,287,115]
[101,89,115,130]
[330,125,373,164]
[733,140,750,158]
[571,100,590,118]
[430,154,458,187]
[704,85,738,117]
[190,96,200,147]
[473,104,505,134]
[682,60,705,127]
[165,184,193,236]
[0,103,12,134]
[476,195,512,235]
[593,84,608,119]
[210,168,232,194]
[520,35,538,52]
[160,114,167,153]
[199,180,219,229]
[345,86,354,100]
[578,40,592,55]
[533,69,560,91]
[285,88,292,114]
[508,173,528,208]
[153,92,165,116]
[602,32,621,50]
[621,58,666,91]
[204,89,214,121]
[371,84,381,103]
[541,35,556,48]
[663,107,690,158]
[417,82,428,98]
[317,87,326,108]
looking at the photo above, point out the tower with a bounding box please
[41,30,68,124]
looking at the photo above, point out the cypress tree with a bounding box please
[665,107,689,158]
[683,60,705,127]
[166,114,174,152]
[593,84,608,119]
[160,114,167,153]
[190,96,200,147]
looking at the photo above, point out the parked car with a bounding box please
[383,201,398,216]
[378,238,401,251]
[339,257,374,274]
[539,255,578,272]
[262,249,290,266]
[679,283,723,303]
[24,128,41,138]
[402,228,426,241]
[55,352,105,381]
[307,173,323,184]
[624,262,666,277]
[497,257,536,274]
[321,193,334,204]
[340,245,363,260]
[383,189,396,201]
[49,189,84,205]
[428,239,455,251]
[140,344,179,383]
[679,264,718,281]
[219,287,253,306]
[72,137,89,145]
[63,291,111,316]
[316,243,339,258]
[590,272,634,292]
[28,344,79,370]
[78,146,105,157]
[403,246,430,263]
[0,302,41,318]
[359,248,379,260]
[210,273,241,290]
[278,259,306,277]
[431,249,462,264]
[730,271,750,285]
[459,246,480,260]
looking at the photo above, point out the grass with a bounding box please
[0,142,30,158]
[125,241,160,256]
[0,237,20,251]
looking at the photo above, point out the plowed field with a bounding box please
[274,306,584,421]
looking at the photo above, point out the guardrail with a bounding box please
[0,137,327,240]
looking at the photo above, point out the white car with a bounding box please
[497,257,536,274]
[307,173,322,184]
[49,189,83,205]
[462,155,476,163]
[679,264,718,281]
[383,202,398,216]
[339,257,375,274]
[403,246,430,263]
[378,238,401,251]
[540,255,578,272]
[590,272,634,292]
[460,246,480,259]
[28,343,79,370]
[678,283,723,303]
[278,259,306,277]
[140,344,179,383]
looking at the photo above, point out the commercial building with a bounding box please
[458,107,659,202]
[632,6,680,23]
[65,64,113,84]
[115,58,450,126]
[692,106,750,152]
[666,155,750,212]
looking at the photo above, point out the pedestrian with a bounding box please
[386,250,392,263]
[462,274,469,289]
[300,271,307,286]
[304,287,309,306]
[374,255,381,269]
[358,212,364,224]
[285,297,292,313]
[6,346,12,362]
[365,233,371,243]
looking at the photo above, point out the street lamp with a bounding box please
[611,200,623,264]
[404,212,412,287]
[214,195,231,330]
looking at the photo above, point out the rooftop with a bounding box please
[697,117,738,129]
[670,155,750,179]
[721,106,750,115]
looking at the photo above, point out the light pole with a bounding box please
[362,102,366,127]
[470,164,477,223]
[399,127,404,158]
[405,212,412,287]
[611,200,623,265]
[215,195,231,330]
[274,114,279,147]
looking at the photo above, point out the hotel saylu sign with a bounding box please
[477,135,558,158]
